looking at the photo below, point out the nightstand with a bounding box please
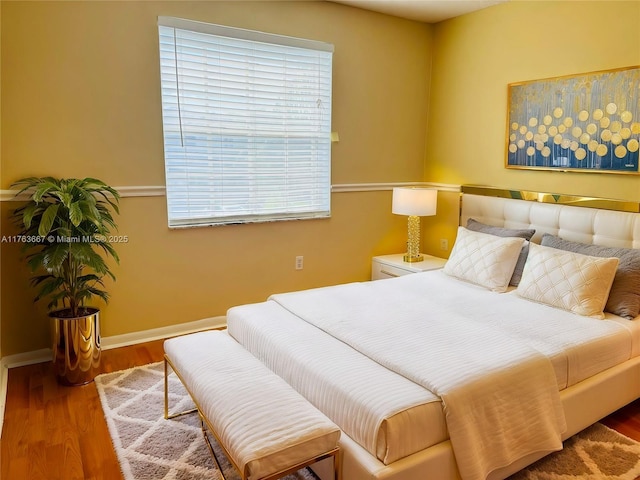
[371,254,447,280]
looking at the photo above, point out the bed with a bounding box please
[225,186,640,480]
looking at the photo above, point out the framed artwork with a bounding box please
[506,66,640,174]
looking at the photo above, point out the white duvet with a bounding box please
[227,300,444,464]
[269,272,571,480]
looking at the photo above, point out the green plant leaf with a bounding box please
[68,202,83,227]
[83,287,109,303]
[77,276,106,292]
[33,277,65,301]
[56,192,73,208]
[92,187,120,214]
[38,203,59,237]
[55,226,72,238]
[27,252,47,272]
[42,242,70,272]
[30,274,56,287]
[21,203,38,229]
[96,241,119,264]
[32,180,59,203]
[63,179,80,193]
[11,177,43,198]
[79,201,101,228]
[47,290,69,311]
[78,187,97,206]
[69,243,110,275]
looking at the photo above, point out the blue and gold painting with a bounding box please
[506,66,640,174]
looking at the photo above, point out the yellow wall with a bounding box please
[4,0,640,358]
[424,1,640,253]
[0,2,433,355]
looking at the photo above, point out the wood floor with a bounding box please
[1,339,165,480]
[1,338,640,479]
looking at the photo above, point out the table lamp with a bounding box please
[392,187,437,262]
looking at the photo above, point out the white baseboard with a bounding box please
[101,316,226,350]
[0,315,227,437]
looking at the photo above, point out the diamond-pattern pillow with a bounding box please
[444,227,524,292]
[466,218,535,287]
[541,234,640,319]
[516,243,619,319]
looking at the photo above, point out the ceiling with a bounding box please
[328,0,508,23]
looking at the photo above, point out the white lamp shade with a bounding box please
[392,187,437,216]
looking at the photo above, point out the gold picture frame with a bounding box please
[505,66,640,174]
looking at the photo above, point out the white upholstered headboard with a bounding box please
[460,186,640,249]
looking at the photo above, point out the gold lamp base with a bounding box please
[403,215,423,263]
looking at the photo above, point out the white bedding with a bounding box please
[227,301,445,464]
[228,271,640,478]
[227,268,638,480]
[468,288,636,389]
[269,272,569,480]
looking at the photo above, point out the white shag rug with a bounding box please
[96,361,640,480]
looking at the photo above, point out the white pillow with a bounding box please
[443,227,524,292]
[516,243,619,319]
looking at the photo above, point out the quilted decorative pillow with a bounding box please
[516,243,619,319]
[444,227,524,292]
[466,218,535,286]
[541,234,640,320]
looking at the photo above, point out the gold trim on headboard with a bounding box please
[461,185,640,213]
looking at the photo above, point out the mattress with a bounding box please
[227,270,639,475]
[473,288,639,389]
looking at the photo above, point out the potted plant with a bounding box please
[11,177,120,385]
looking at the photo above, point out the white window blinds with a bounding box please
[157,17,334,228]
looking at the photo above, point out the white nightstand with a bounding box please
[371,254,447,280]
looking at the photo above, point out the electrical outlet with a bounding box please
[440,239,449,251]
[295,255,304,270]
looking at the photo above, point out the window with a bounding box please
[157,17,334,228]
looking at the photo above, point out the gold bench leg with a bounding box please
[199,413,228,479]
[258,447,341,480]
[164,356,198,420]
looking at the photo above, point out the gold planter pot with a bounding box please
[50,308,101,386]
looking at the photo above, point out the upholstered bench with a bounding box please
[163,330,341,480]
